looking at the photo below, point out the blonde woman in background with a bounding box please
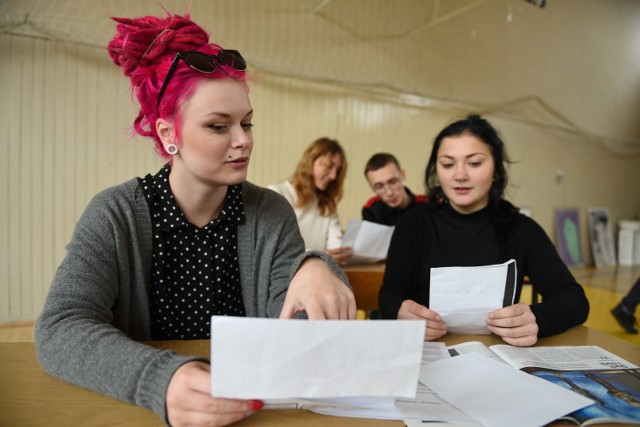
[269,137,353,264]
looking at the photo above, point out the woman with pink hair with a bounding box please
[35,11,355,427]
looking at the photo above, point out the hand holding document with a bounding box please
[429,259,517,334]
[209,317,425,406]
[341,220,394,264]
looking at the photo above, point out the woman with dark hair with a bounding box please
[379,115,589,346]
[269,137,353,264]
[35,11,355,427]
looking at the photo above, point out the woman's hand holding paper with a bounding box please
[167,361,262,427]
[397,299,447,340]
[487,303,538,346]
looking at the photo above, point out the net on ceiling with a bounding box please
[1,0,638,154]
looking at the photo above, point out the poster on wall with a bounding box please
[554,208,583,267]
[587,207,617,268]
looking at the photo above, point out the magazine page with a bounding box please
[540,368,640,426]
[447,341,510,366]
[443,343,640,426]
[488,345,639,371]
[420,353,594,427]
[489,345,640,425]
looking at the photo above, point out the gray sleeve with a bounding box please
[239,184,304,317]
[289,250,351,287]
[239,184,350,319]
[34,183,200,423]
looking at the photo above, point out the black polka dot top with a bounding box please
[138,165,246,340]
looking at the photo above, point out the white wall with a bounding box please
[1,34,639,322]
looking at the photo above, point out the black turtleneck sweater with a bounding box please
[379,202,589,338]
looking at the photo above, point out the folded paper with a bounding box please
[430,260,517,334]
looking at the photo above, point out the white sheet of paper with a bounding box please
[342,219,394,264]
[420,353,594,427]
[210,317,425,401]
[430,260,515,334]
[311,342,478,423]
[312,379,479,423]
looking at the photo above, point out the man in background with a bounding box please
[362,153,427,225]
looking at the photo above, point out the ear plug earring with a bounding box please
[165,143,179,155]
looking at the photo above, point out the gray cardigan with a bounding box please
[35,179,348,423]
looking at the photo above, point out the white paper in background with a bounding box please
[429,260,516,334]
[421,353,594,427]
[210,317,425,401]
[341,219,394,264]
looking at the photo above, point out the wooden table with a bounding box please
[1,326,637,426]
[342,263,385,311]
[343,264,540,309]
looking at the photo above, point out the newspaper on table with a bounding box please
[436,342,640,426]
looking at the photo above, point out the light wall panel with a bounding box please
[1,33,639,323]
[0,35,163,322]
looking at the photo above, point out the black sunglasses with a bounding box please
[156,50,247,113]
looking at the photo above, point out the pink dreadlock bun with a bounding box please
[106,10,246,158]
[107,12,209,81]
[106,11,232,157]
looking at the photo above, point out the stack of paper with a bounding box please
[208,317,602,426]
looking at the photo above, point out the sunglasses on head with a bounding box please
[156,50,247,113]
